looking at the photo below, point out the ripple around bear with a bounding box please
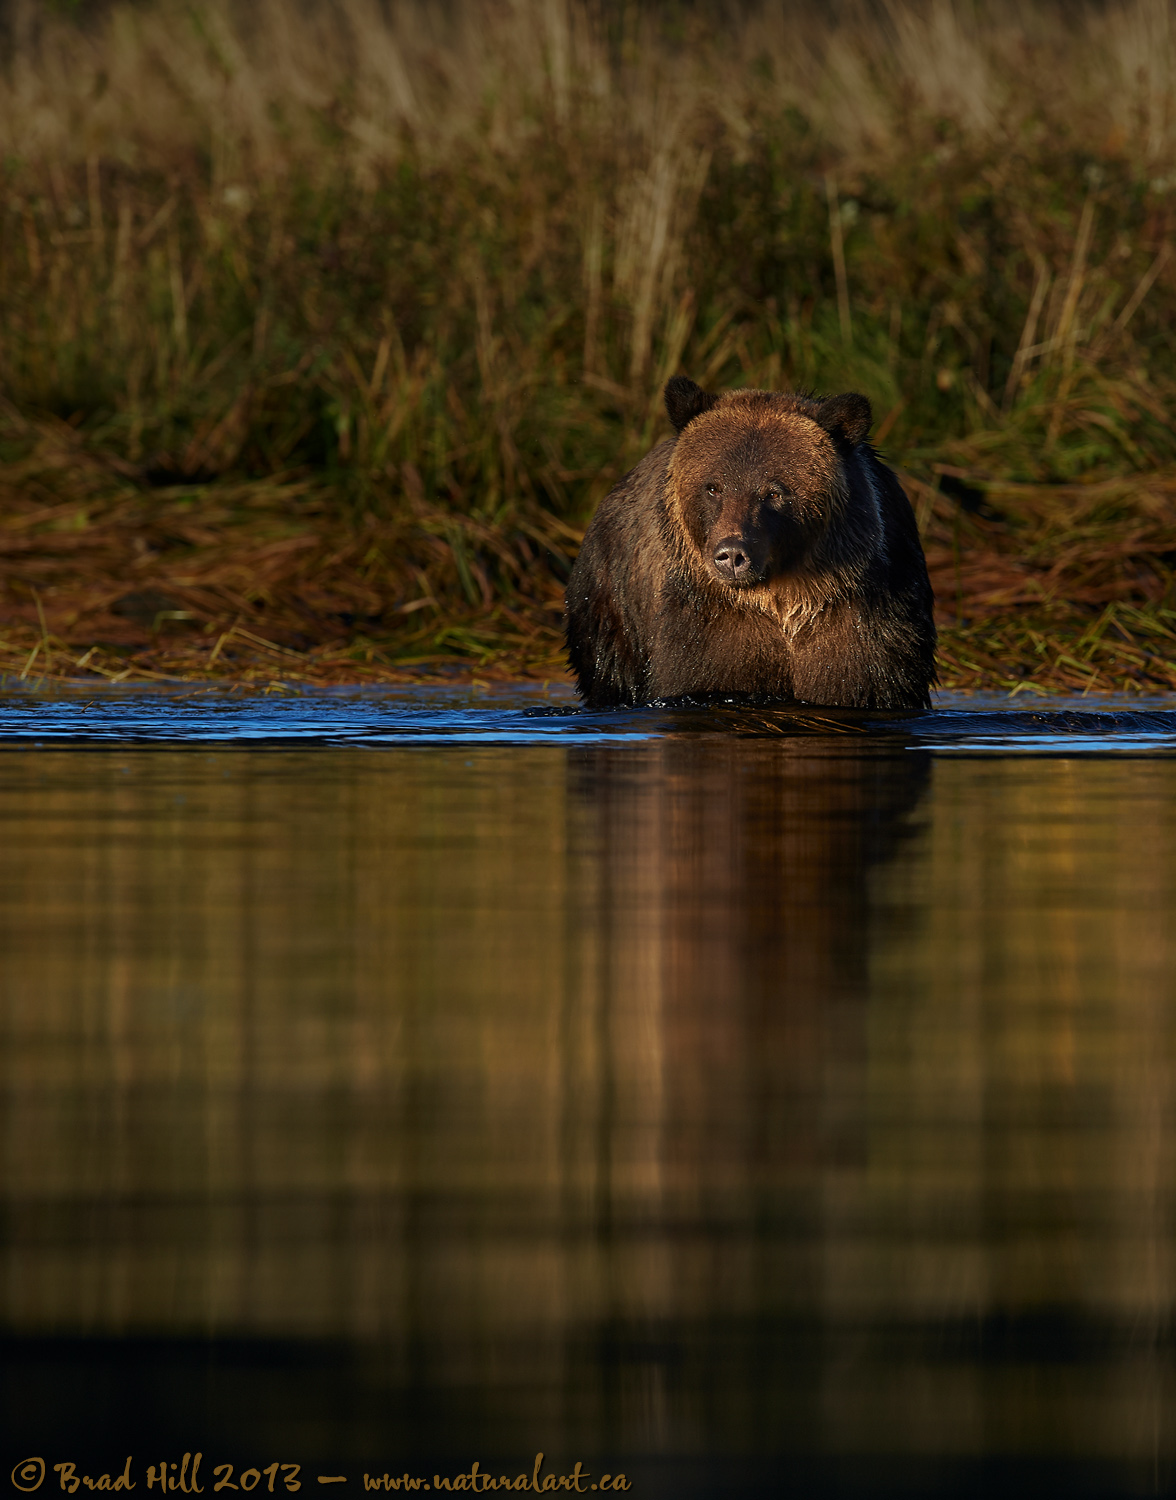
[564,376,937,710]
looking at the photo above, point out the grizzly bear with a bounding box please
[564,377,936,709]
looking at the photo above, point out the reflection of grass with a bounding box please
[4,1,1176,689]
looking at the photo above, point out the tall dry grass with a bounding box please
[4,0,1176,687]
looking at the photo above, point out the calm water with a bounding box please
[3,688,1176,1497]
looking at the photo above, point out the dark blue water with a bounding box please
[0,685,1173,752]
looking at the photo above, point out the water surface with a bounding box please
[2,690,1175,1496]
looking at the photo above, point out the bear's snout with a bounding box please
[711,534,767,586]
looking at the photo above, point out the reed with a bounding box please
[3,0,1176,691]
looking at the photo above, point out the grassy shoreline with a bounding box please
[7,424,1176,696]
[5,0,1176,695]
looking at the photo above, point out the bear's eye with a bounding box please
[765,486,788,504]
[705,481,723,498]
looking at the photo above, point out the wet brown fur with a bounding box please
[564,378,937,708]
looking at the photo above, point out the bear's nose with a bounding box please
[713,536,754,583]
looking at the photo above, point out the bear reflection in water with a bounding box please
[565,378,936,710]
[566,737,929,1205]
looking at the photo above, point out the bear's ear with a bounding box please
[665,376,719,434]
[815,392,872,446]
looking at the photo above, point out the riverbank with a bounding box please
[4,410,1176,694]
[4,0,1176,695]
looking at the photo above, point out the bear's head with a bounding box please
[663,376,880,593]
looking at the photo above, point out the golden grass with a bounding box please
[4,0,1176,693]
